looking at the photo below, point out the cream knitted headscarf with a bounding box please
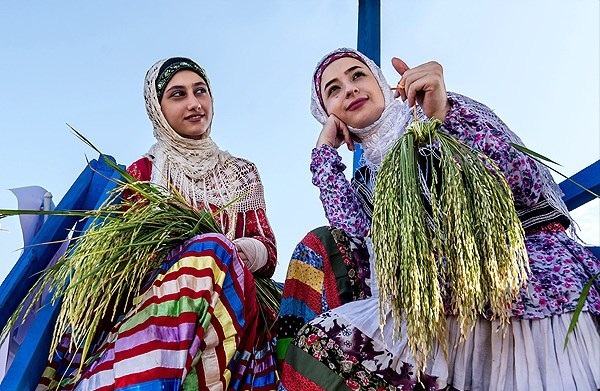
[142,58,271,267]
[144,58,231,190]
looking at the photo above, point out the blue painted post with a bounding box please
[355,0,381,171]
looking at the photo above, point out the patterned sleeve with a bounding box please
[310,144,370,238]
[442,92,544,206]
[126,157,152,181]
[233,161,277,278]
[123,157,152,201]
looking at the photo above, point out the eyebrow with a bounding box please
[322,65,364,93]
[164,81,208,93]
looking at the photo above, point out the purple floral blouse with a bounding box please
[310,92,600,318]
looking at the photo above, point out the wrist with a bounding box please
[316,139,334,148]
[432,100,451,122]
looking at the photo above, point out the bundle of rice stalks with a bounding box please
[371,118,529,372]
[0,132,281,370]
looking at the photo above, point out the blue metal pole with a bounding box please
[355,0,381,171]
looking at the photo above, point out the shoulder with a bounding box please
[127,157,152,181]
[447,92,499,118]
[224,155,259,172]
[223,156,262,185]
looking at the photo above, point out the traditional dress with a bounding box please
[37,58,279,391]
[277,48,600,391]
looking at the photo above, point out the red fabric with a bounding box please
[281,279,323,315]
[305,231,342,310]
[281,362,324,391]
[525,221,566,234]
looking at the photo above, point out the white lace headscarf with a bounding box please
[310,48,419,168]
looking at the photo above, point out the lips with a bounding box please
[347,97,368,111]
[185,113,205,121]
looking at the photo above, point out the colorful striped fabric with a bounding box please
[277,228,442,391]
[37,233,278,391]
[276,227,370,364]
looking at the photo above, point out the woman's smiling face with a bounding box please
[160,70,213,139]
[320,57,385,129]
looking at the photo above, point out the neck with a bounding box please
[354,100,413,167]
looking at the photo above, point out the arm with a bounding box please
[234,207,277,278]
[128,157,277,277]
[232,161,277,278]
[390,57,545,207]
[441,92,544,206]
[310,144,370,238]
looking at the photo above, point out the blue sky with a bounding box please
[0,1,598,283]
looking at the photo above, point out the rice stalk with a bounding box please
[1,153,281,372]
[372,118,528,373]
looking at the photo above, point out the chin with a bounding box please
[176,131,208,140]
[350,118,376,129]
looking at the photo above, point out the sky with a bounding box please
[0,1,598,284]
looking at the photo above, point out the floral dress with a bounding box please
[278,93,600,391]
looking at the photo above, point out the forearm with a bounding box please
[234,208,277,278]
[310,144,370,238]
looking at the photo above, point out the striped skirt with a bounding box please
[37,233,278,391]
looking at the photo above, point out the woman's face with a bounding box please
[160,70,213,139]
[320,57,385,129]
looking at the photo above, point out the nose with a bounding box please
[187,96,202,110]
[345,84,359,98]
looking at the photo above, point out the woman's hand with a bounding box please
[316,114,358,151]
[235,244,248,263]
[392,57,450,122]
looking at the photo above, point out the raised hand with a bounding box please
[392,57,450,122]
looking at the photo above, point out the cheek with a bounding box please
[323,98,340,117]
[161,105,180,129]
[161,107,172,122]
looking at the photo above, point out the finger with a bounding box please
[391,57,410,76]
[337,118,355,151]
[402,68,439,108]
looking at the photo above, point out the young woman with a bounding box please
[277,48,600,391]
[37,57,279,390]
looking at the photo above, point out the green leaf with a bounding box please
[564,271,600,348]
[509,143,561,166]
[509,142,599,200]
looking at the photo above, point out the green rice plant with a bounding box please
[0,129,281,371]
[372,119,528,372]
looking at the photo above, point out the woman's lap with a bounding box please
[38,233,277,391]
[278,227,600,391]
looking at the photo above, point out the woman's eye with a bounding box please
[327,85,340,96]
[195,87,207,95]
[352,71,366,80]
[171,90,184,98]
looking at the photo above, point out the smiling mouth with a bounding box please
[185,114,205,120]
[347,98,367,111]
